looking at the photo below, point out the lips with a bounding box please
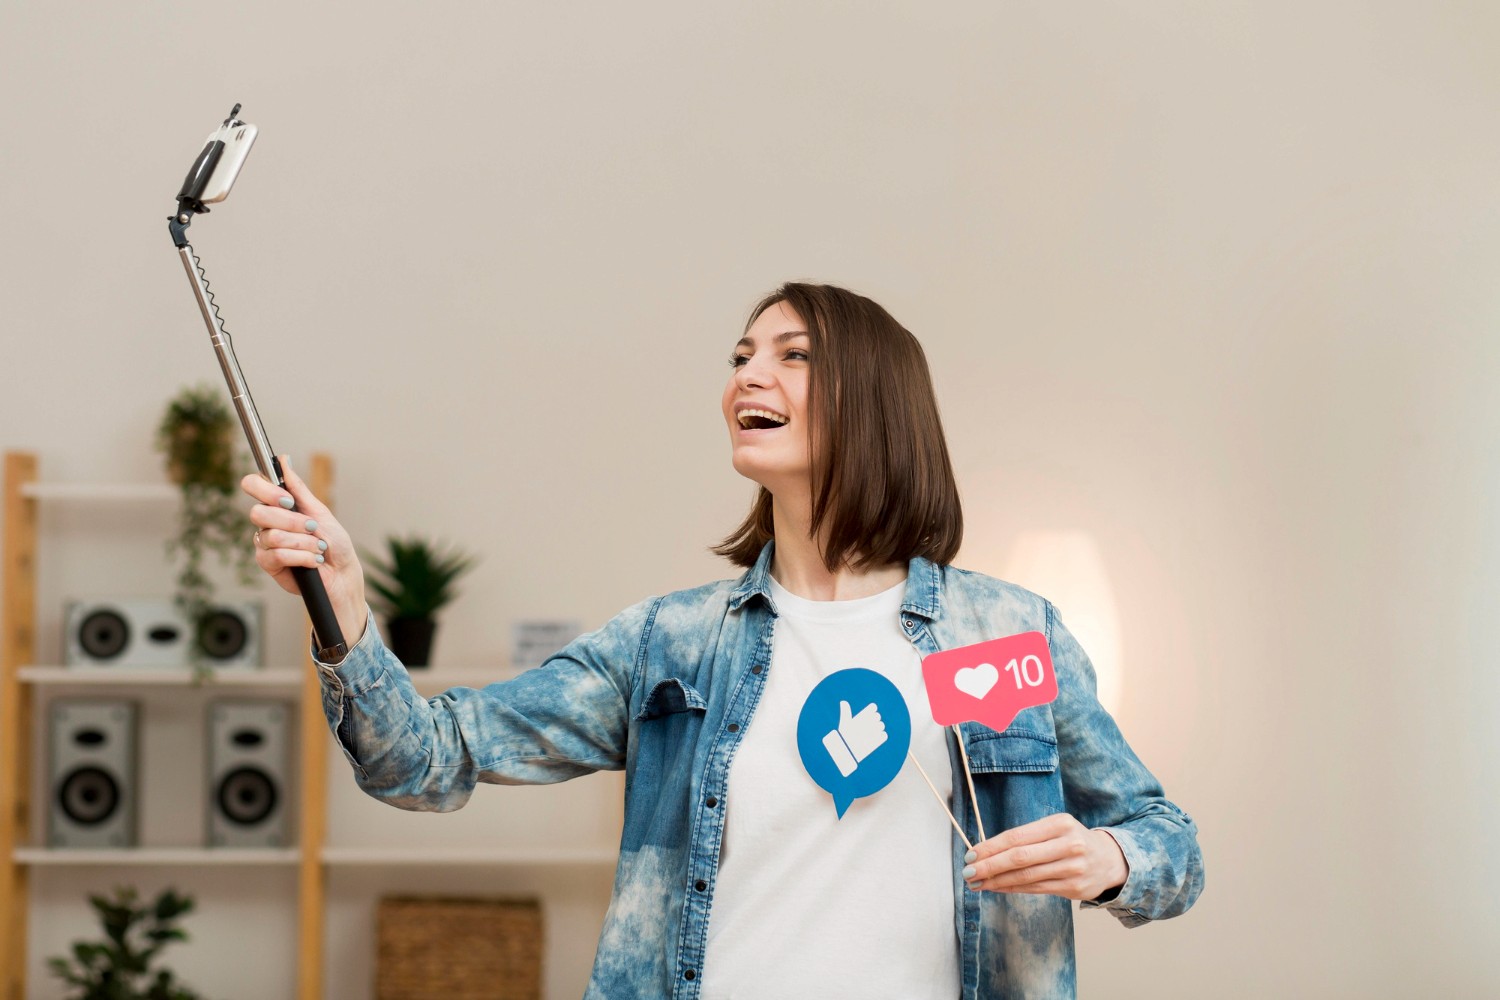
[734,403,790,430]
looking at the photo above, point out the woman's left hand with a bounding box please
[960,813,1128,901]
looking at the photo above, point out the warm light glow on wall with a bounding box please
[1001,531,1124,717]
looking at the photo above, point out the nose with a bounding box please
[735,352,775,390]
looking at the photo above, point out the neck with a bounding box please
[767,490,907,601]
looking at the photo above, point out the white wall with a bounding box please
[3,1,1499,996]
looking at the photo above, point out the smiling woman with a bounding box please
[715,283,965,578]
[241,280,1202,1000]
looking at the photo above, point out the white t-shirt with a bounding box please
[700,573,961,1000]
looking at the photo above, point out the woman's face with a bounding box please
[721,300,813,496]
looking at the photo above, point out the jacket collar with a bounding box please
[728,538,944,622]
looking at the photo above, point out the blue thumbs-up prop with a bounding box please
[796,668,912,818]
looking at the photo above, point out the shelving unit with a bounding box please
[0,450,338,1000]
[2,451,626,1000]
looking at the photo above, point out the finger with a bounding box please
[970,856,1085,892]
[970,835,1076,878]
[839,701,852,727]
[988,878,1078,897]
[277,455,332,520]
[262,543,328,572]
[970,813,1077,860]
[257,527,327,557]
[240,471,296,510]
[248,503,325,537]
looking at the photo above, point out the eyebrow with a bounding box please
[734,330,810,350]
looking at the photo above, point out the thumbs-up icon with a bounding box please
[821,700,889,777]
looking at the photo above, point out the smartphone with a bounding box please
[178,111,258,209]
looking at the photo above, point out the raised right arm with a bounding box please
[309,598,657,811]
[241,457,658,813]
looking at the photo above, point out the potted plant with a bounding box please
[155,385,259,676]
[47,885,209,1000]
[361,535,478,667]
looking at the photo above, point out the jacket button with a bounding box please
[684,969,696,981]
[705,796,718,808]
[727,723,740,733]
[903,618,915,629]
[695,879,707,891]
[751,664,763,675]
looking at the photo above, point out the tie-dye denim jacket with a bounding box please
[314,539,1204,998]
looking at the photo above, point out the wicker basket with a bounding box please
[376,896,543,1000]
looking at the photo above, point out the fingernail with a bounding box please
[317,539,328,552]
[304,519,318,532]
[961,865,976,879]
[316,554,325,564]
[964,849,977,864]
[278,497,296,509]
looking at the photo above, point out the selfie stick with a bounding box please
[167,104,348,663]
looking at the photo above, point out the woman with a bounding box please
[243,283,1203,999]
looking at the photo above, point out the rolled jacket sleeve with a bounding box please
[309,597,659,813]
[1046,600,1205,927]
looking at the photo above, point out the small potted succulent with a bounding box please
[47,886,209,1000]
[361,535,478,667]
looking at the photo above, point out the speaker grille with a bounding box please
[198,608,250,661]
[58,766,120,826]
[77,609,130,660]
[216,767,278,826]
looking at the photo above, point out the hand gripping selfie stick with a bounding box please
[167,104,348,662]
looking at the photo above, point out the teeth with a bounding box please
[738,408,789,429]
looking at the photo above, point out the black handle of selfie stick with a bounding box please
[271,455,350,663]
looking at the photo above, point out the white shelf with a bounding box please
[321,846,617,867]
[20,482,179,502]
[19,666,304,687]
[15,846,616,867]
[15,847,300,866]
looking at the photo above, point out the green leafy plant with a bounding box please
[46,886,208,1000]
[154,385,259,676]
[361,535,478,621]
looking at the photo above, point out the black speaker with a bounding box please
[207,701,291,848]
[48,700,138,848]
[64,599,263,669]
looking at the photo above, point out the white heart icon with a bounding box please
[954,662,999,700]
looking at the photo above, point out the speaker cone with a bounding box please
[77,610,130,661]
[198,609,249,661]
[58,766,120,825]
[216,766,277,826]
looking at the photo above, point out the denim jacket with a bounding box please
[314,539,1204,999]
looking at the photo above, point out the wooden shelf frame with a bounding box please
[1,451,37,1000]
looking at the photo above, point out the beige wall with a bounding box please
[3,1,1498,996]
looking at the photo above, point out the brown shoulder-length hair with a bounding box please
[710,282,963,573]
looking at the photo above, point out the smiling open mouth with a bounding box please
[737,409,789,430]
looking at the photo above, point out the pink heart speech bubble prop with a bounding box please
[921,631,1058,731]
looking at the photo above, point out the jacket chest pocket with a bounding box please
[962,731,1059,774]
[961,728,1064,823]
[633,677,708,721]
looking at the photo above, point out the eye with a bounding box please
[727,349,809,367]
